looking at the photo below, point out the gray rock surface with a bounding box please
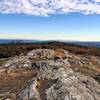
[46,68,100,100]
[16,67,100,100]
[4,56,32,68]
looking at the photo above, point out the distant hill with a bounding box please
[0,39,43,44]
[0,39,100,48]
[70,41,100,48]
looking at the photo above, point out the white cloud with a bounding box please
[0,0,100,16]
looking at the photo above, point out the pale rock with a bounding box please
[27,49,55,59]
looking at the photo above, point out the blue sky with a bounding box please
[0,0,100,41]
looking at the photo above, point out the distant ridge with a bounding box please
[0,39,43,44]
[70,41,100,48]
[0,39,100,48]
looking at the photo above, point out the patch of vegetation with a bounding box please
[0,42,100,59]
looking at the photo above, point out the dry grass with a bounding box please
[37,79,57,100]
[54,49,67,58]
[0,68,39,98]
[0,42,100,59]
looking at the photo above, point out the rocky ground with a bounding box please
[0,49,100,100]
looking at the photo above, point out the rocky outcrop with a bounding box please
[3,49,71,70]
[0,49,100,100]
[4,56,32,69]
[27,49,55,59]
[14,67,100,100]
[46,68,100,100]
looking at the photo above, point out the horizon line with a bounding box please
[0,38,100,42]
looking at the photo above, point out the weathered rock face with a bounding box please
[0,49,100,100]
[16,67,100,100]
[18,78,41,100]
[46,68,100,100]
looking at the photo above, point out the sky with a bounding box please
[0,0,100,41]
